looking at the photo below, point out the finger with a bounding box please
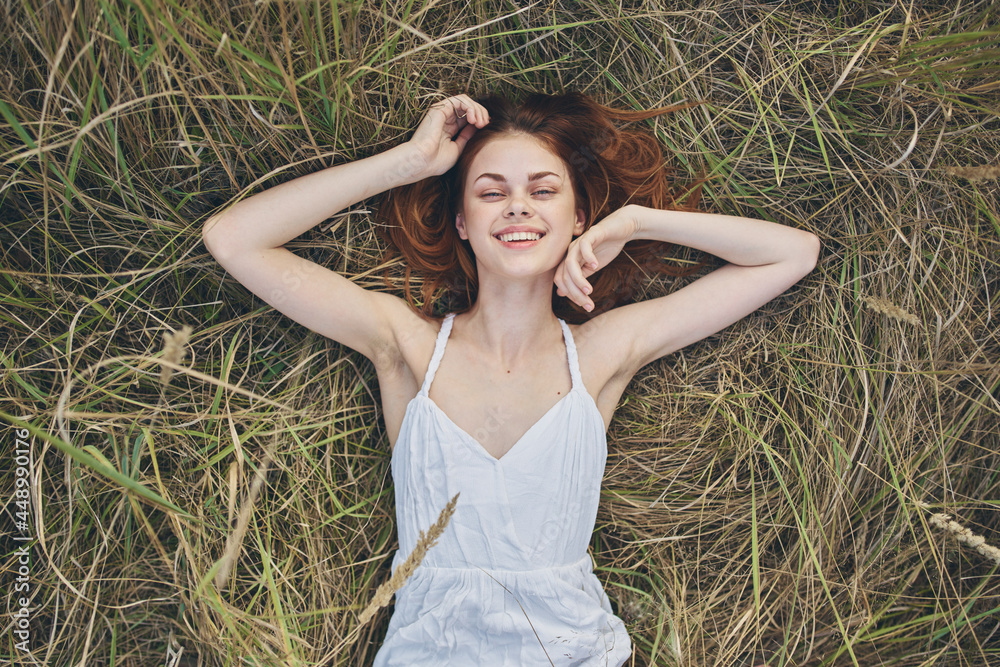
[559,270,585,306]
[453,121,479,151]
[557,262,575,301]
[583,243,600,273]
[434,97,465,126]
[472,99,490,127]
[553,260,567,296]
[561,248,593,311]
[453,94,489,127]
[568,270,594,311]
[452,97,469,124]
[563,274,593,311]
[427,106,459,139]
[449,95,474,123]
[566,241,594,296]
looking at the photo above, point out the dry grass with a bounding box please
[1,0,999,665]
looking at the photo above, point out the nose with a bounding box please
[504,196,532,217]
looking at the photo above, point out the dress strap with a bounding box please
[557,318,583,391]
[419,313,456,396]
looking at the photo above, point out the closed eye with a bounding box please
[479,189,556,199]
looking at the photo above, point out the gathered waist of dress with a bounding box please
[407,554,596,586]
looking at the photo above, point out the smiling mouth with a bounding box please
[495,231,544,242]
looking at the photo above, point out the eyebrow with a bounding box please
[473,171,561,183]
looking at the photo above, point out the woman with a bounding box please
[203,92,819,665]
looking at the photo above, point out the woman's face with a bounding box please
[456,133,585,279]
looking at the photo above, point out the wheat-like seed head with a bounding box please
[929,512,1000,566]
[160,325,193,385]
[944,165,1000,181]
[357,493,460,626]
[862,296,921,327]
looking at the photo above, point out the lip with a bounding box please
[493,225,546,250]
[496,237,541,249]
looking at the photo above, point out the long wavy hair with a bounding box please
[378,91,705,322]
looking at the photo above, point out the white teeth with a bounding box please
[498,231,542,242]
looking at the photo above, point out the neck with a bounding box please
[461,271,561,364]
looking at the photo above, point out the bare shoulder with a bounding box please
[370,297,442,383]
[569,295,706,426]
[371,301,445,445]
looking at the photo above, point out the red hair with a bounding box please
[378,91,704,322]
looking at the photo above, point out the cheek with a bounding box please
[461,194,488,217]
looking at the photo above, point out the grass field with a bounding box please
[2,0,999,665]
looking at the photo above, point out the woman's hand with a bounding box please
[554,205,640,311]
[405,95,490,179]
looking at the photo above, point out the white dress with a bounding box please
[374,313,632,666]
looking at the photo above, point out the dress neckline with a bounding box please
[418,391,576,463]
[417,313,582,463]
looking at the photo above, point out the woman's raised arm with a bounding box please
[557,204,820,378]
[202,96,489,365]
